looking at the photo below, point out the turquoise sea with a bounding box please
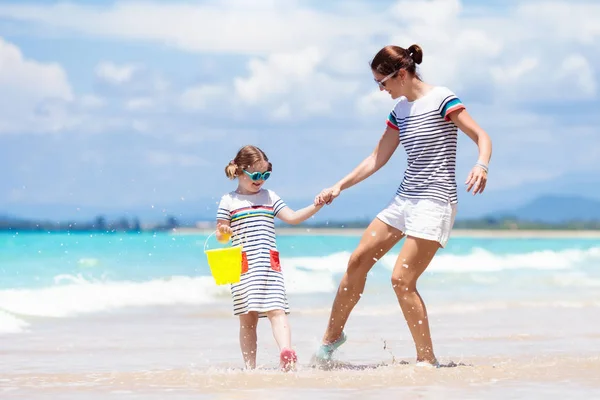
[1,231,600,398]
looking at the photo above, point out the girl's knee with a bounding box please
[239,312,259,328]
[266,309,286,320]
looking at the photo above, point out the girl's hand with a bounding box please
[465,165,487,195]
[216,224,232,242]
[314,185,341,206]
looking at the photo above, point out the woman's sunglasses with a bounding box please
[243,170,271,181]
[374,70,398,89]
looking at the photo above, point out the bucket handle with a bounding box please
[203,229,247,253]
[203,230,217,253]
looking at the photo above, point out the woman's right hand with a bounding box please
[314,185,341,206]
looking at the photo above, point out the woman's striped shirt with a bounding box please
[386,86,465,204]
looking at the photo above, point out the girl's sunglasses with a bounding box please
[243,170,271,181]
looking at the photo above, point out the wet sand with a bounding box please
[2,299,599,399]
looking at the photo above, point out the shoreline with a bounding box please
[173,227,600,238]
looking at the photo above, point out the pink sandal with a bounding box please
[280,348,298,372]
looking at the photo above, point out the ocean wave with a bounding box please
[0,267,335,319]
[0,275,228,318]
[0,310,29,335]
[0,247,598,322]
[283,247,600,274]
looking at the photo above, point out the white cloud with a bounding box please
[356,89,395,116]
[0,0,598,112]
[233,47,360,119]
[515,2,600,44]
[0,0,599,133]
[390,0,462,26]
[234,47,322,104]
[492,57,539,82]
[95,62,139,85]
[559,55,596,98]
[491,54,597,101]
[0,1,389,55]
[180,84,227,111]
[0,36,74,134]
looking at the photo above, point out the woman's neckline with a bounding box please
[405,85,437,104]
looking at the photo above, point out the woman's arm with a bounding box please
[315,126,400,204]
[276,203,323,225]
[449,108,492,195]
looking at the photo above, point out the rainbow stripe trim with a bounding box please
[230,206,275,222]
[441,98,465,121]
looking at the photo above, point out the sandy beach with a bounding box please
[2,302,600,399]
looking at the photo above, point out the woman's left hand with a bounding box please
[465,165,487,195]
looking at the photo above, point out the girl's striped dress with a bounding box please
[216,189,289,318]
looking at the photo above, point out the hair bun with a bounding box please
[407,44,423,65]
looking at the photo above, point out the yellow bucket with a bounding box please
[204,231,243,285]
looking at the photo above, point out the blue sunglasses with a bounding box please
[243,169,271,181]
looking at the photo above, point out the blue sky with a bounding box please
[0,0,599,222]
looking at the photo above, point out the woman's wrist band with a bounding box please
[475,161,488,173]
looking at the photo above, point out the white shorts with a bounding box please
[376,195,457,248]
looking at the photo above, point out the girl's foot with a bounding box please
[280,348,297,372]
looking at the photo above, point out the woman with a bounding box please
[313,44,492,367]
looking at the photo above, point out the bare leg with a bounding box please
[266,310,291,351]
[323,218,404,344]
[267,309,297,371]
[391,236,441,364]
[239,312,259,369]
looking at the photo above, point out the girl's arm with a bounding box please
[315,126,400,204]
[448,109,493,195]
[276,204,323,225]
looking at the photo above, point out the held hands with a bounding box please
[465,163,488,195]
[314,185,341,206]
[216,224,232,243]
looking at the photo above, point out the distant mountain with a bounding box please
[490,195,600,223]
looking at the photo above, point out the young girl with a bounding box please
[215,145,323,371]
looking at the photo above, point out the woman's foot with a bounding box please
[280,348,298,372]
[314,331,347,364]
[416,358,440,368]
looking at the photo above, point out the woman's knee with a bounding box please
[391,273,416,296]
[347,249,375,276]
